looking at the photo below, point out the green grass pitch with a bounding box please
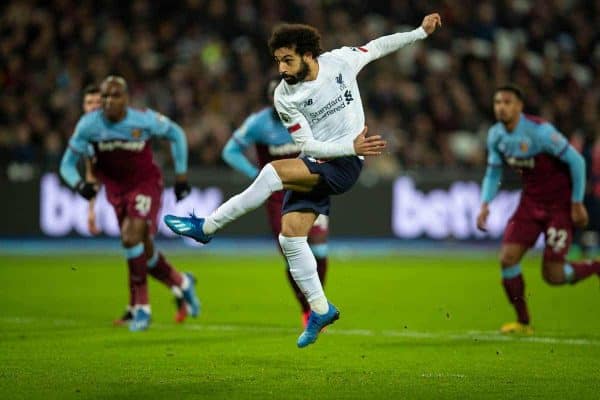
[1,251,599,399]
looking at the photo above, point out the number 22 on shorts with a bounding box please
[546,227,567,253]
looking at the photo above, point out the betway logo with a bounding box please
[506,157,535,169]
[39,174,222,237]
[392,177,520,239]
[98,140,146,152]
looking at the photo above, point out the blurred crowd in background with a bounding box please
[1,0,599,182]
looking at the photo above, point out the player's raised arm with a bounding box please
[147,110,191,201]
[477,128,504,231]
[222,115,260,179]
[333,13,441,75]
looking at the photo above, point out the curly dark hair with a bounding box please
[268,23,323,58]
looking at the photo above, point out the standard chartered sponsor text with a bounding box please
[308,95,345,124]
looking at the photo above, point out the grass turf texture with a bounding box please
[1,252,599,399]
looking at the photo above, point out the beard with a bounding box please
[281,60,309,85]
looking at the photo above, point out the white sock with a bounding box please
[203,164,282,234]
[309,297,329,315]
[278,234,328,314]
[180,273,190,290]
[134,304,151,314]
[171,286,183,299]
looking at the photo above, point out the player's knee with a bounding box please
[500,252,520,267]
[542,261,567,285]
[121,230,144,248]
[278,234,307,255]
[281,218,308,237]
[541,269,564,285]
[268,160,285,178]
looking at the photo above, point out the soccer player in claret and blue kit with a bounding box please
[60,76,200,332]
[165,14,442,347]
[222,80,330,327]
[477,85,600,334]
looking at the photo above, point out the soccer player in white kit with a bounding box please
[165,13,442,347]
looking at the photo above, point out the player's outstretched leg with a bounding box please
[279,233,340,348]
[147,250,201,322]
[164,164,283,242]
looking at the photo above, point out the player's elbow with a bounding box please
[221,142,236,165]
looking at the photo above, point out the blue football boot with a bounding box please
[182,272,201,318]
[129,307,151,332]
[163,213,213,244]
[297,302,340,348]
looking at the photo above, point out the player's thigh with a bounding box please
[270,159,320,192]
[124,181,163,238]
[281,211,318,237]
[542,209,573,265]
[502,204,543,266]
[499,243,528,267]
[121,217,148,247]
[308,214,329,244]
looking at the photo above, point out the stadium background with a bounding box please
[2,1,600,399]
[2,0,599,240]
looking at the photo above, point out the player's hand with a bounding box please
[476,203,490,232]
[76,181,98,200]
[571,202,589,228]
[353,126,387,156]
[87,198,101,235]
[174,180,192,202]
[421,13,442,35]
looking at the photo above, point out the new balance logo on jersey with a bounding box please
[302,99,313,107]
[344,90,353,105]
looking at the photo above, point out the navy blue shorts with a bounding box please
[282,156,363,216]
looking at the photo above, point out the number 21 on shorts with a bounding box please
[135,194,152,216]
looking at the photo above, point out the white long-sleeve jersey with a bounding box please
[274,27,428,159]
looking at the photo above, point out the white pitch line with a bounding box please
[172,323,600,346]
[421,373,466,379]
[2,316,600,346]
